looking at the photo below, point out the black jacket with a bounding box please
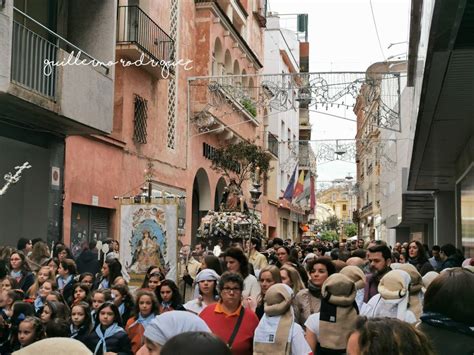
[84,327,132,355]
[76,249,101,275]
[71,324,91,344]
[418,322,474,355]
[17,271,35,294]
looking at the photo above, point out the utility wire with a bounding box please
[369,0,386,61]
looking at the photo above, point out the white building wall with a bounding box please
[379,79,415,238]
[264,13,300,197]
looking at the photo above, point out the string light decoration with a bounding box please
[188,71,402,133]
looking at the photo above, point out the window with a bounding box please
[343,204,347,211]
[133,94,148,144]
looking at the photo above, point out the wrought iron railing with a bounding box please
[299,142,310,167]
[117,6,174,63]
[11,21,56,98]
[267,132,279,157]
[361,202,373,214]
[11,8,109,99]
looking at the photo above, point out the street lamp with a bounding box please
[247,167,262,256]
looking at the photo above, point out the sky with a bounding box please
[268,0,411,186]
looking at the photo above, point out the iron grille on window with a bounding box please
[133,95,148,144]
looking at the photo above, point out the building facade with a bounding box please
[0,0,115,246]
[263,12,306,241]
[62,0,267,251]
[405,0,473,257]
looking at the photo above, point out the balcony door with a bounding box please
[14,0,57,40]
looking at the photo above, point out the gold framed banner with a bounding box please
[119,201,178,283]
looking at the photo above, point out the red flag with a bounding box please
[310,173,316,211]
[293,171,305,199]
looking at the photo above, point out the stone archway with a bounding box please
[214,177,227,211]
[191,168,211,246]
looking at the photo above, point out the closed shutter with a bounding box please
[90,207,110,241]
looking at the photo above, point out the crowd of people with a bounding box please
[0,236,472,355]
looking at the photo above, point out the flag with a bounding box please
[295,171,311,205]
[282,166,297,201]
[293,170,305,199]
[310,173,316,211]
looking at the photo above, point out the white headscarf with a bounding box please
[192,269,220,298]
[362,270,415,323]
[144,311,211,345]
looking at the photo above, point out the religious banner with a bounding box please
[120,201,178,282]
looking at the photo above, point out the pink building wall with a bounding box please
[63,1,275,247]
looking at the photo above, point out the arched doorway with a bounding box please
[214,177,227,211]
[191,168,211,246]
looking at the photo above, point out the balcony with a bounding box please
[116,6,174,79]
[361,202,373,215]
[253,0,268,27]
[267,131,279,158]
[2,7,114,135]
[194,0,263,69]
[299,142,310,167]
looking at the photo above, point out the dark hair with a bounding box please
[45,318,70,337]
[272,238,284,247]
[195,241,207,250]
[306,256,336,275]
[7,289,25,303]
[44,301,70,321]
[351,249,367,259]
[157,280,182,309]
[408,241,428,262]
[73,282,92,304]
[161,331,231,355]
[11,301,35,325]
[440,243,456,257]
[17,238,31,252]
[91,289,113,307]
[423,268,474,325]
[330,248,339,260]
[54,245,73,260]
[277,245,290,256]
[20,316,45,342]
[224,247,250,278]
[60,258,77,275]
[95,301,122,327]
[9,250,31,272]
[431,245,440,252]
[2,275,18,289]
[251,237,261,251]
[218,272,244,292]
[71,301,93,332]
[104,258,123,285]
[111,284,134,310]
[46,291,69,309]
[203,255,223,275]
[141,266,163,289]
[42,257,60,270]
[89,240,98,250]
[351,316,434,355]
[368,245,392,261]
[79,272,95,283]
[133,289,159,317]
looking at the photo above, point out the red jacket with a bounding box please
[125,317,145,354]
[200,303,259,355]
